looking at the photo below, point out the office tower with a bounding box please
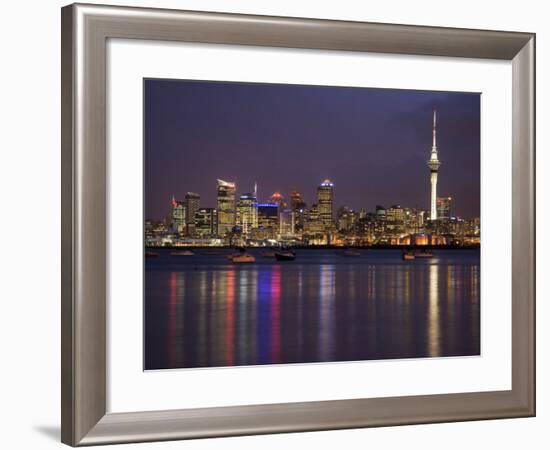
[170,196,186,233]
[437,196,452,220]
[386,205,405,223]
[290,190,306,234]
[216,179,236,237]
[427,109,441,220]
[184,192,200,235]
[257,203,279,228]
[236,192,257,236]
[317,179,334,230]
[194,208,217,238]
[337,206,357,233]
[304,204,324,234]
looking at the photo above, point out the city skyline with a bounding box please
[145,79,480,221]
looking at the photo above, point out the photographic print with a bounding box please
[144,79,480,371]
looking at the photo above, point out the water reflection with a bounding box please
[318,264,335,361]
[428,264,440,357]
[145,249,480,370]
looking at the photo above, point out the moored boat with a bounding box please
[261,249,276,258]
[415,249,434,258]
[342,248,361,257]
[402,249,415,261]
[274,249,296,261]
[170,250,194,256]
[231,253,256,263]
[145,251,160,258]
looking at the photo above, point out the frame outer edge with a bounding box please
[511,36,536,415]
[61,4,76,446]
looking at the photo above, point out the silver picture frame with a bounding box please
[61,3,535,446]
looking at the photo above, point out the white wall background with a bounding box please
[0,0,546,449]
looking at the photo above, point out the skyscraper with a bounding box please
[304,204,324,234]
[290,190,306,234]
[317,179,334,230]
[427,109,441,220]
[236,192,258,236]
[170,196,185,233]
[216,179,236,237]
[194,208,217,238]
[257,203,279,229]
[290,190,306,211]
[184,192,200,235]
[437,196,452,219]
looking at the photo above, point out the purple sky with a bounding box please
[145,79,480,220]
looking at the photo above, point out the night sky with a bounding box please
[145,79,480,220]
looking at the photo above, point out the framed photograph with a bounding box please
[61,3,535,446]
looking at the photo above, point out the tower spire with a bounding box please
[432,109,437,150]
[427,109,441,221]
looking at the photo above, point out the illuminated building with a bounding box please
[337,206,358,233]
[236,192,258,236]
[290,190,307,234]
[279,208,293,237]
[268,192,286,234]
[385,205,405,234]
[317,179,334,230]
[304,204,324,234]
[290,190,306,210]
[427,109,441,220]
[170,196,185,233]
[194,208,217,238]
[386,205,405,223]
[270,191,286,208]
[216,179,236,237]
[437,196,452,220]
[256,203,279,239]
[184,192,200,235]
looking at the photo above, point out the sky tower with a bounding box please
[427,109,441,220]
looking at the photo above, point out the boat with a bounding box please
[260,249,276,258]
[227,247,249,261]
[342,248,361,257]
[402,249,415,261]
[170,250,194,256]
[145,251,159,258]
[274,249,296,261]
[231,253,256,263]
[415,249,434,258]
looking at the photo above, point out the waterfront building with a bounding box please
[216,179,236,237]
[290,190,307,234]
[437,196,452,220]
[337,206,358,233]
[171,196,186,234]
[194,208,217,238]
[184,192,200,236]
[304,204,324,235]
[257,203,279,239]
[317,179,334,231]
[375,205,386,219]
[279,208,293,237]
[290,190,306,210]
[236,192,258,236]
[427,109,441,220]
[386,205,405,223]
